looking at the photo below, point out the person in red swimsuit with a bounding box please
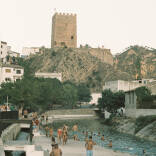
[57,128,62,143]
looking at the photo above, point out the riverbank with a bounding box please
[44,118,156,155]
[108,116,156,142]
[33,130,134,156]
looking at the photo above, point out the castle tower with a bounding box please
[51,13,77,48]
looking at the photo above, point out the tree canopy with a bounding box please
[98,89,125,113]
[0,77,91,112]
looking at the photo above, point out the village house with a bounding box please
[35,72,62,81]
[21,47,40,57]
[0,41,20,63]
[0,64,24,84]
[125,81,156,118]
[103,80,143,92]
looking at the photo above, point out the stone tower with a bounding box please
[51,13,77,48]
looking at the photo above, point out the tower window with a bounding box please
[71,36,74,40]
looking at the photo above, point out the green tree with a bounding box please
[77,83,91,103]
[98,89,125,113]
[63,83,78,109]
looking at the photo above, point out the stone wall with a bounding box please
[1,124,21,143]
[76,48,114,66]
[45,109,96,116]
[89,48,113,65]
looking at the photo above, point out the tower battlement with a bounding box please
[51,12,77,48]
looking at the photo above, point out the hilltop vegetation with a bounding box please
[18,47,134,91]
[17,45,156,91]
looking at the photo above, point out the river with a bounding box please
[47,118,156,156]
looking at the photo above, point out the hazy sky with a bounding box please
[0,0,156,54]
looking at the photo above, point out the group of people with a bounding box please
[0,104,12,111]
[44,123,113,156]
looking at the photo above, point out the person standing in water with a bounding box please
[85,136,96,156]
[50,144,62,156]
[72,123,78,141]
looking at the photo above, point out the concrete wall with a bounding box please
[135,109,156,118]
[103,80,143,92]
[1,124,21,143]
[125,91,137,118]
[35,72,62,81]
[45,109,96,116]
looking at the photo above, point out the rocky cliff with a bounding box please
[114,45,156,79]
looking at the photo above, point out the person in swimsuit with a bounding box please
[85,136,96,156]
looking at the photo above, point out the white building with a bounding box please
[89,93,102,105]
[103,80,143,92]
[0,41,20,63]
[125,83,156,118]
[22,47,40,57]
[0,41,8,63]
[0,64,24,84]
[35,72,62,81]
[8,51,20,58]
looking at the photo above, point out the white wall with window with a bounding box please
[0,65,24,84]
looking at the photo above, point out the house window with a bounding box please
[5,69,11,73]
[71,36,74,40]
[16,70,21,74]
[16,79,20,82]
[5,78,11,82]
[1,51,2,54]
[1,45,3,48]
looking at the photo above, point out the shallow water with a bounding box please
[49,118,156,156]
[12,132,29,156]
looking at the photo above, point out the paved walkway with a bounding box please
[33,131,135,156]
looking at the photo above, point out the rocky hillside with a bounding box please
[114,45,156,79]
[24,48,132,91]
[22,45,156,91]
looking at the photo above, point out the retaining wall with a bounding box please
[45,109,96,116]
[1,124,21,143]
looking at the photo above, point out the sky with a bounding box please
[0,0,156,54]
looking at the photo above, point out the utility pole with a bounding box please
[6,95,8,111]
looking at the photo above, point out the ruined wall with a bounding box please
[89,48,113,65]
[76,48,113,65]
[51,13,77,48]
